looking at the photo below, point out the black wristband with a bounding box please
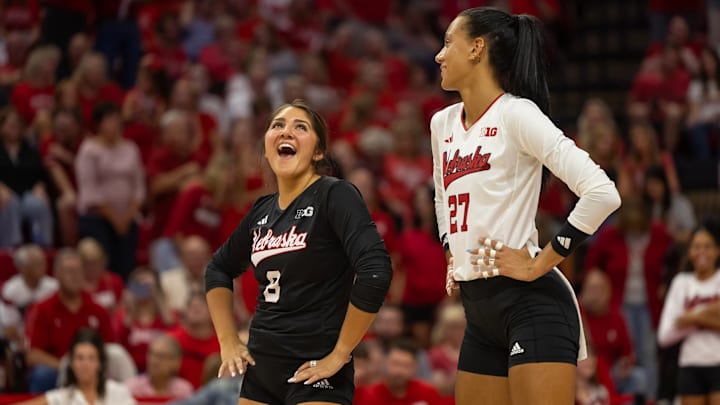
[441,233,450,253]
[551,221,590,257]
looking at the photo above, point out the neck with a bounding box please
[696,268,716,281]
[22,275,40,290]
[387,382,408,398]
[277,172,319,210]
[188,324,213,339]
[149,374,171,392]
[458,71,504,127]
[59,290,82,309]
[77,379,98,393]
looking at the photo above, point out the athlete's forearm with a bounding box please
[332,303,376,358]
[206,287,241,346]
[529,244,565,278]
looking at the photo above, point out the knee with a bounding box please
[28,365,59,393]
[22,195,51,216]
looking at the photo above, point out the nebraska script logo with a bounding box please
[442,146,491,189]
[251,225,308,266]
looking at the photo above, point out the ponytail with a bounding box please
[510,15,550,115]
[459,8,550,115]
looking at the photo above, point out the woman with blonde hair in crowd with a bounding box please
[428,303,466,396]
[72,53,125,126]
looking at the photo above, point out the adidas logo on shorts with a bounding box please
[312,379,334,390]
[510,342,525,356]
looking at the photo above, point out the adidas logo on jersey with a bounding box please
[312,379,334,390]
[443,133,454,143]
[510,342,525,356]
[556,236,572,250]
[257,215,268,225]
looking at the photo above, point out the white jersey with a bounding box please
[431,94,621,362]
[431,94,620,280]
[658,270,720,367]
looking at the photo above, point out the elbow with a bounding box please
[606,186,622,214]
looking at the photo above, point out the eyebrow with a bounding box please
[271,118,311,126]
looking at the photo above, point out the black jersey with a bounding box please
[205,176,392,359]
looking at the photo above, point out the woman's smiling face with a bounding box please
[264,106,322,180]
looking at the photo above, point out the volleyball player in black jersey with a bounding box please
[205,100,392,405]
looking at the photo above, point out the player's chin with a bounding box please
[439,77,456,91]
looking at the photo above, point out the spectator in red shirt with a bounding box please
[77,237,125,311]
[355,339,444,405]
[25,248,115,393]
[584,197,673,399]
[0,30,32,89]
[428,303,465,396]
[169,78,218,164]
[197,16,237,86]
[11,45,59,126]
[396,185,447,349]
[122,59,170,166]
[617,120,679,198]
[147,110,207,271]
[169,292,220,389]
[353,339,386,388]
[575,348,611,405]
[147,11,189,80]
[580,269,646,399]
[380,118,433,223]
[347,167,399,254]
[43,107,83,246]
[113,267,175,372]
[72,53,125,128]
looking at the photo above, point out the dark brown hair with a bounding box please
[65,328,108,397]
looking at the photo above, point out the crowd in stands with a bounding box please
[0,0,718,404]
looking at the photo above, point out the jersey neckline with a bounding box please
[459,92,505,132]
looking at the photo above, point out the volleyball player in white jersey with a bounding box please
[658,225,720,405]
[431,7,621,405]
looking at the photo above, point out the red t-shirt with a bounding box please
[3,0,40,31]
[162,183,223,249]
[397,229,447,307]
[354,380,444,405]
[381,153,433,215]
[88,271,125,310]
[169,326,220,388]
[27,292,115,358]
[371,209,398,254]
[40,136,80,192]
[10,81,55,124]
[582,306,634,368]
[79,83,125,127]
[113,308,176,372]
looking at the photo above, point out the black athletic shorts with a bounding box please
[458,268,580,377]
[677,365,720,395]
[240,351,354,404]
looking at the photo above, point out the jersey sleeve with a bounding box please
[658,274,693,347]
[430,112,449,241]
[327,180,392,313]
[204,208,254,292]
[503,99,621,235]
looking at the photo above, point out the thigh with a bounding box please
[287,360,354,405]
[455,370,510,405]
[508,362,576,405]
[239,399,269,405]
[681,396,709,405]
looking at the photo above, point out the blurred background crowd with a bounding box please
[0,0,718,404]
